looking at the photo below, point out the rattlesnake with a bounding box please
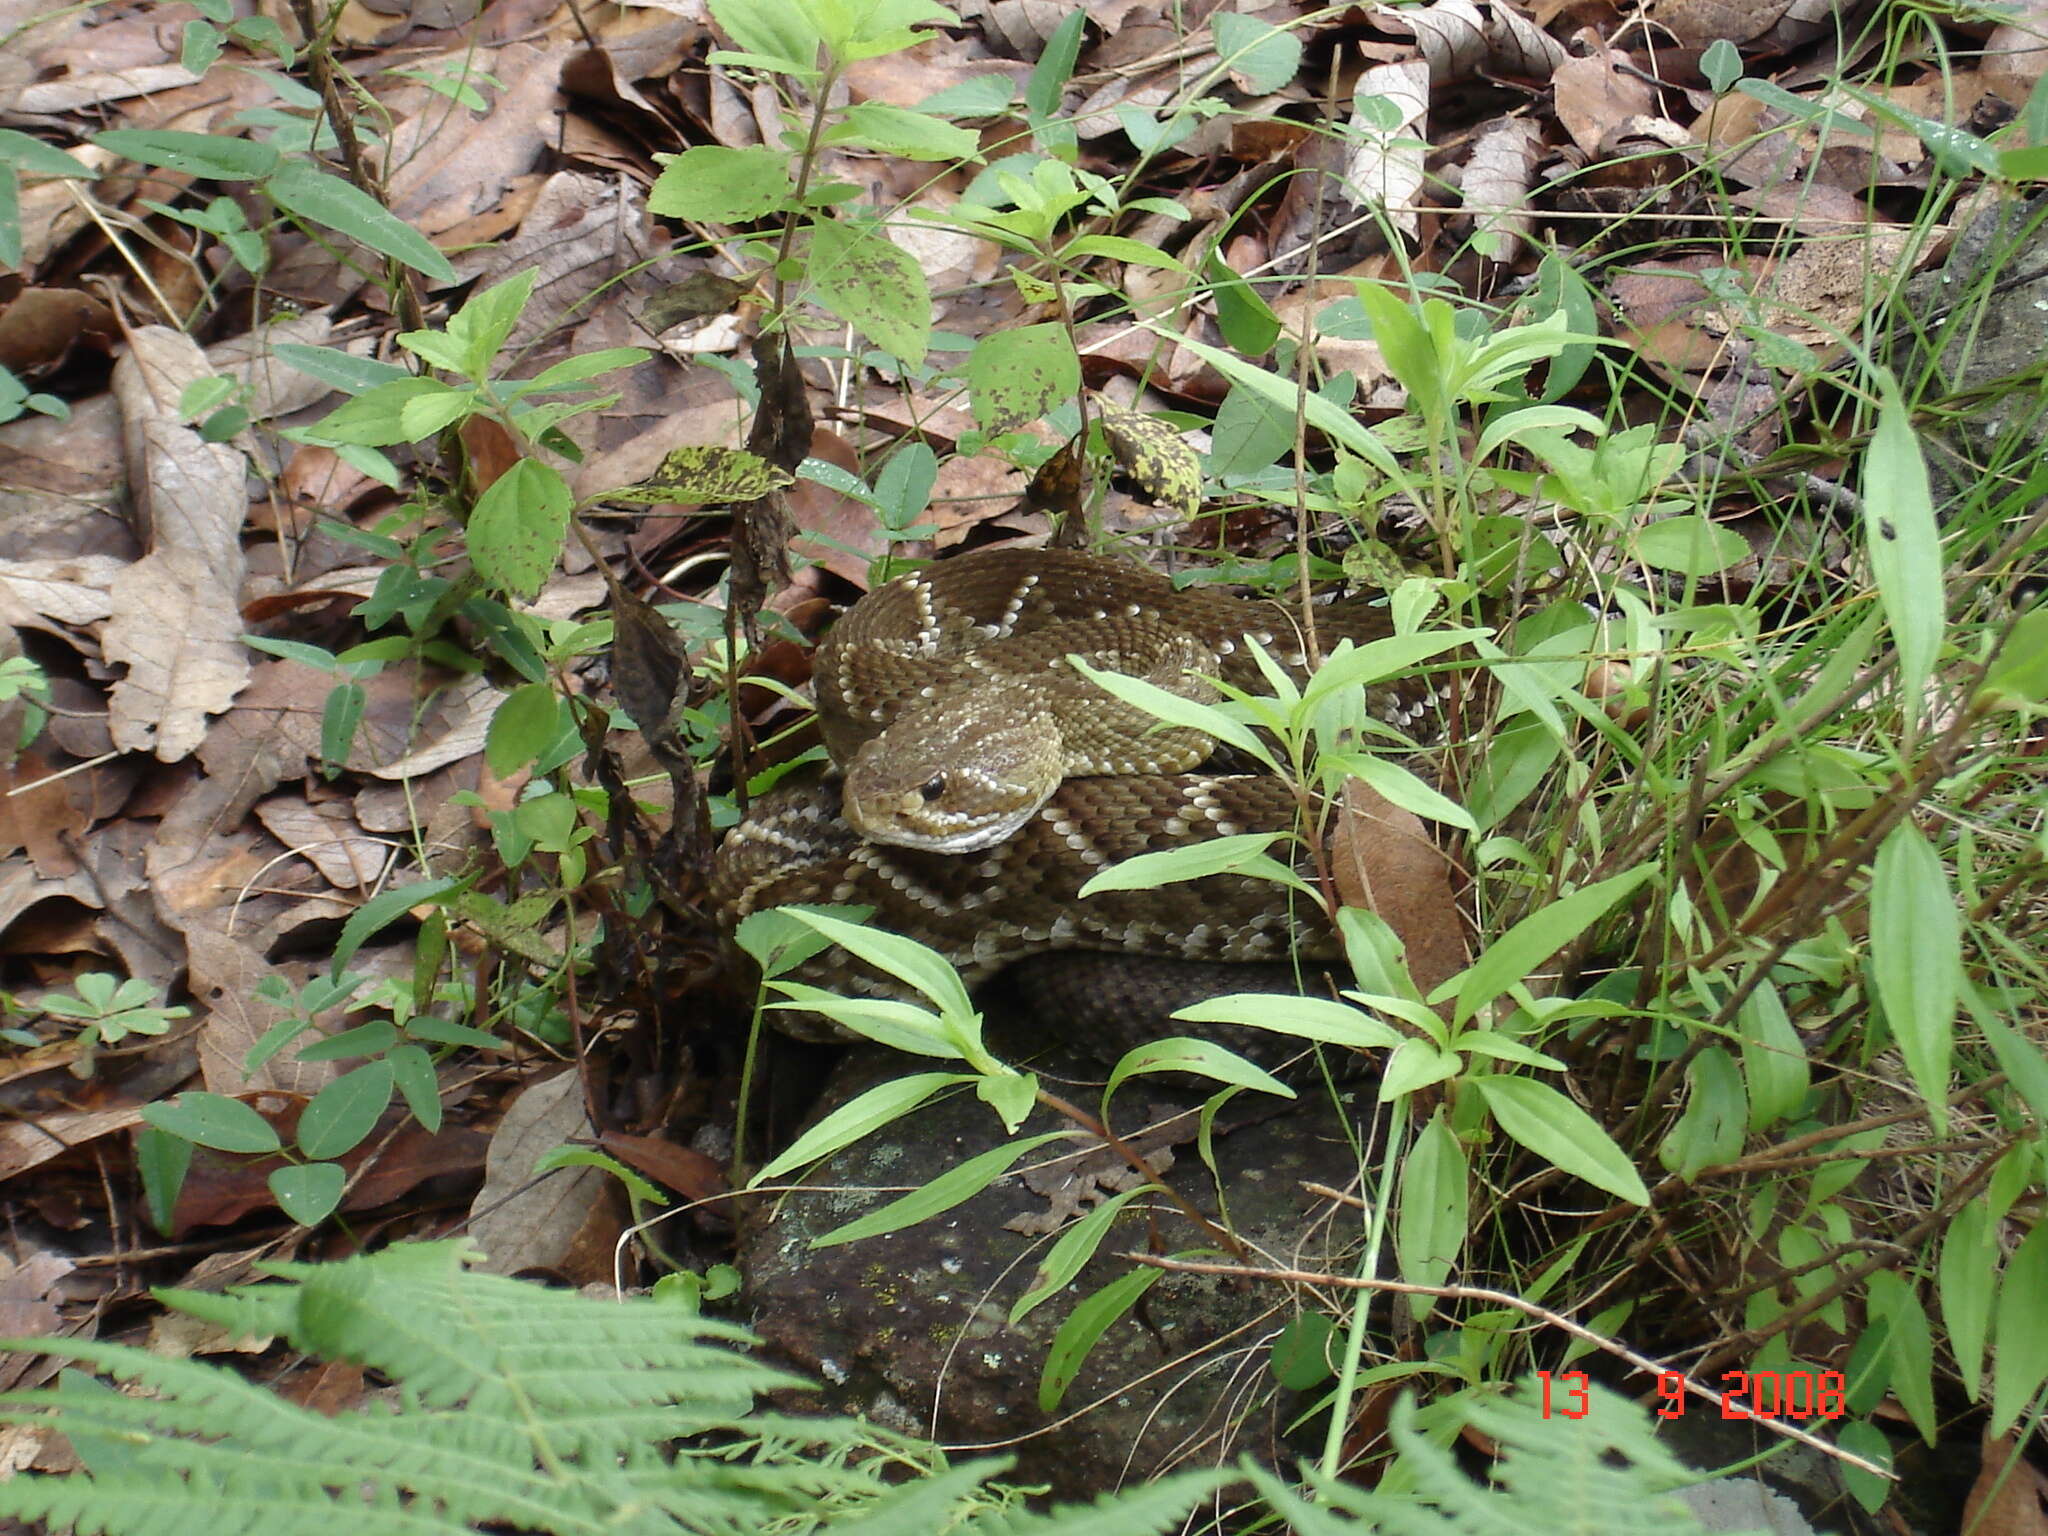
[713,548,1427,1046]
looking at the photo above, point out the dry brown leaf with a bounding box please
[1344,60,1430,242]
[1329,779,1469,997]
[468,1068,623,1283]
[1372,0,1488,84]
[366,676,507,781]
[1461,118,1543,265]
[1963,1427,2048,1536]
[1551,43,1657,159]
[1645,0,1791,48]
[251,796,392,890]
[0,555,121,634]
[102,327,251,762]
[186,918,337,1098]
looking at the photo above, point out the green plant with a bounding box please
[0,1239,1237,1534]
[25,975,190,1076]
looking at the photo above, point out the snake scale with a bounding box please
[712,548,1425,1048]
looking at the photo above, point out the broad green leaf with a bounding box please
[1101,1036,1294,1102]
[1068,657,1272,763]
[1205,251,1280,356]
[332,876,461,977]
[1078,833,1310,900]
[828,104,981,161]
[268,1162,347,1227]
[648,145,794,223]
[1040,1265,1163,1411]
[297,1061,394,1160]
[707,0,820,73]
[1655,1047,1745,1183]
[1396,1109,1467,1320]
[816,1133,1068,1247]
[1977,1007,2048,1125]
[141,1092,281,1155]
[93,128,279,181]
[1170,993,1403,1051]
[609,445,793,505]
[1159,328,1404,481]
[1868,821,1957,1134]
[469,458,571,600]
[1268,1313,1337,1389]
[780,906,977,1021]
[1013,1186,1152,1324]
[485,682,564,776]
[135,1126,192,1235]
[1991,1222,2048,1434]
[768,984,964,1057]
[311,375,463,446]
[1320,751,1476,833]
[966,323,1077,433]
[751,1072,972,1185]
[1097,405,1200,516]
[1437,865,1652,1023]
[1631,514,1747,576]
[1062,234,1191,273]
[1378,1037,1460,1099]
[1300,627,1486,712]
[265,161,457,282]
[1940,1197,1995,1400]
[1026,11,1087,131]
[408,268,536,381]
[916,75,1016,117]
[1976,607,2048,711]
[387,1043,442,1133]
[808,216,930,368]
[1468,1073,1650,1205]
[1735,978,1809,1131]
[734,906,862,979]
[0,130,93,180]
[1863,375,1944,725]
[513,347,650,395]
[272,342,409,396]
[320,679,364,770]
[1836,1419,1895,1515]
[1866,1270,1936,1446]
[1213,12,1300,94]
[532,1148,667,1206]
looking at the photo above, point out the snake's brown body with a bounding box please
[712,548,1420,1046]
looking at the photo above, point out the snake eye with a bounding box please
[919,775,947,802]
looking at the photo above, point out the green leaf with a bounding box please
[1028,12,1086,125]
[707,0,821,74]
[917,75,1016,117]
[1068,656,1272,763]
[1213,12,1300,94]
[1438,865,1653,1024]
[1976,607,2048,710]
[332,876,461,978]
[647,145,794,223]
[779,907,977,1022]
[751,1072,972,1185]
[1170,993,1402,1051]
[135,1126,193,1236]
[1062,233,1190,273]
[264,161,457,282]
[1396,1110,1467,1320]
[297,1062,395,1160]
[1735,978,1808,1131]
[1630,514,1747,576]
[1655,1047,1745,1183]
[966,323,1078,433]
[1868,821,1957,1135]
[141,1092,282,1155]
[1863,374,1944,726]
[513,348,650,395]
[469,459,571,600]
[1977,1007,2048,1126]
[409,268,536,381]
[272,342,409,396]
[1040,1264,1163,1411]
[827,104,981,162]
[1991,1222,2048,1434]
[1939,1197,1995,1400]
[1468,1074,1650,1205]
[1101,1036,1294,1101]
[1268,1313,1336,1389]
[532,1148,667,1205]
[268,1162,347,1227]
[817,1132,1067,1247]
[0,130,94,180]
[608,445,795,505]
[808,217,931,369]
[768,983,966,1058]
[320,680,364,771]
[1014,1185,1155,1327]
[313,375,465,446]
[387,1043,443,1133]
[486,683,565,776]
[93,128,280,181]
[1867,1270,1936,1446]
[1205,250,1280,356]
[1078,832,1308,899]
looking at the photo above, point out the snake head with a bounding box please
[841,691,1064,853]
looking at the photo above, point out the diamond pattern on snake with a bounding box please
[714,547,1432,1048]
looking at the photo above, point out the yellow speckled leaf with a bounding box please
[607,446,794,505]
[1098,405,1200,518]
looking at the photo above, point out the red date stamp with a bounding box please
[1538,1369,1846,1420]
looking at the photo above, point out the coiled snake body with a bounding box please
[713,549,1422,1044]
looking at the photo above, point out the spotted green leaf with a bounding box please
[1097,405,1199,518]
[808,216,930,369]
[607,446,794,505]
[967,323,1078,433]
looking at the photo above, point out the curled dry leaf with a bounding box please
[1329,779,1469,998]
[1371,0,1488,85]
[1345,60,1431,242]
[1461,118,1543,265]
[102,327,251,763]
